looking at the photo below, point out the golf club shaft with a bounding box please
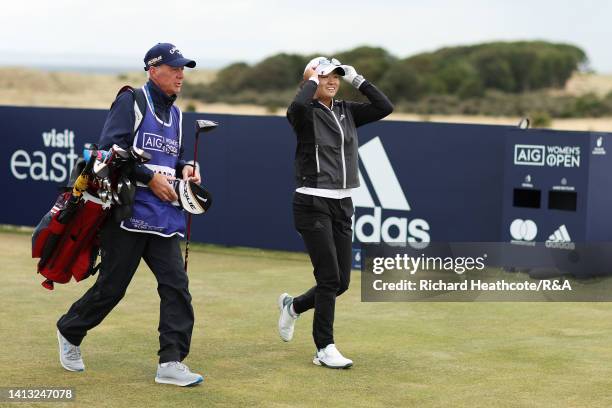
[184,132,200,272]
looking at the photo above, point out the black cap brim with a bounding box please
[167,58,196,68]
[319,64,345,76]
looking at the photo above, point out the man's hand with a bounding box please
[182,164,201,184]
[148,173,178,202]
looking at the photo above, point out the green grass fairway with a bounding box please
[2,230,612,407]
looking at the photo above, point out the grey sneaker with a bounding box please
[57,330,84,372]
[155,362,204,387]
[278,293,298,342]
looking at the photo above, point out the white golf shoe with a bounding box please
[278,293,298,342]
[313,344,353,369]
[155,362,204,387]
[57,330,85,372]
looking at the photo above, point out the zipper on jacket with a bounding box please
[318,101,347,188]
[315,144,320,173]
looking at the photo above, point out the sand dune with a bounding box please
[0,67,610,132]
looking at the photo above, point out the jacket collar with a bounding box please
[147,79,177,108]
[316,99,335,110]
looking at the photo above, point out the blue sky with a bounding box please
[1,0,610,72]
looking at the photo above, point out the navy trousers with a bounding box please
[57,221,194,363]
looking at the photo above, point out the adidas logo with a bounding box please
[351,137,430,244]
[353,137,410,211]
[545,224,575,250]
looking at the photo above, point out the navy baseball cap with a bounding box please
[144,43,196,71]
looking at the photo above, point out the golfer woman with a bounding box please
[279,57,393,368]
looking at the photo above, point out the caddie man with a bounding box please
[55,43,204,387]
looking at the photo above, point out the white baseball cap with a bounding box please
[303,56,345,76]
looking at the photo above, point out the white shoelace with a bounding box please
[163,361,189,372]
[65,344,82,361]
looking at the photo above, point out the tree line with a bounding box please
[182,41,612,119]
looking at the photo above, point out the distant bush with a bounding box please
[568,93,611,117]
[380,41,587,102]
[530,112,552,128]
[396,90,612,118]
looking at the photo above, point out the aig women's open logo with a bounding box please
[514,144,580,168]
[514,144,545,166]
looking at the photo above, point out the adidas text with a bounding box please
[353,207,430,243]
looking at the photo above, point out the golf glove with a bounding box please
[341,65,365,88]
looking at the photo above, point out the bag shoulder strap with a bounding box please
[114,85,147,141]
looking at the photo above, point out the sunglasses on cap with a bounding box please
[320,58,342,66]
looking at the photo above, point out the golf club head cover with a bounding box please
[83,148,109,164]
[174,180,212,215]
[112,177,136,222]
[129,146,152,163]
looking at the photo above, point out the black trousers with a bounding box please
[57,221,194,363]
[291,192,353,350]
